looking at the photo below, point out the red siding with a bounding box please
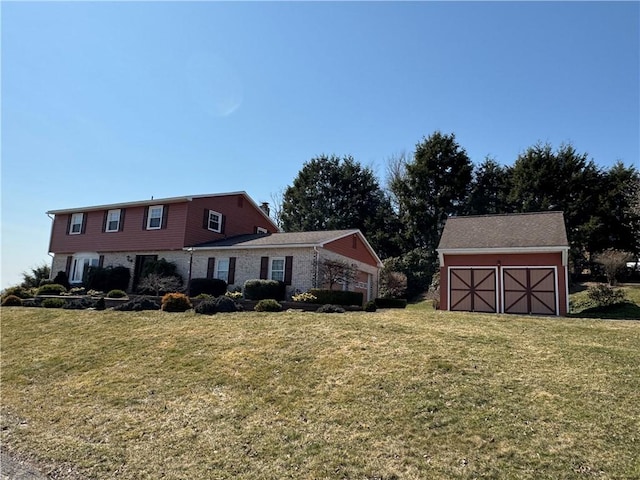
[49,203,188,253]
[184,194,277,246]
[324,233,378,267]
[439,252,568,316]
[48,194,278,254]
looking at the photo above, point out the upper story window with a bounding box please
[147,205,163,230]
[105,209,121,232]
[69,213,84,235]
[270,257,285,282]
[207,210,223,233]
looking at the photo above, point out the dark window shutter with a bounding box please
[284,256,293,285]
[260,257,269,279]
[161,205,169,229]
[203,209,209,229]
[66,215,72,235]
[80,213,87,234]
[65,256,73,275]
[228,257,236,284]
[220,214,226,234]
[143,207,149,230]
[207,257,216,279]
[102,211,108,232]
[119,209,126,231]
[98,255,105,268]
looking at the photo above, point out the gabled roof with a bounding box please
[437,211,569,251]
[189,229,383,266]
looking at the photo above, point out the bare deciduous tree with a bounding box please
[318,259,356,291]
[593,249,634,286]
[138,273,183,296]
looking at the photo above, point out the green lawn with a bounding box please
[569,284,640,320]
[1,307,639,479]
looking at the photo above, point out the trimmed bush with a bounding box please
[95,297,106,311]
[106,289,128,299]
[189,278,228,297]
[254,299,283,312]
[374,298,408,309]
[308,289,363,306]
[2,295,23,307]
[86,266,131,292]
[291,291,318,303]
[213,295,241,313]
[194,299,217,315]
[114,296,160,311]
[37,283,67,296]
[161,292,193,312]
[42,298,66,308]
[316,304,345,314]
[244,279,286,301]
[364,300,377,312]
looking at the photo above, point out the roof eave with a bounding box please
[437,246,570,266]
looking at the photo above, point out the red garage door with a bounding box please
[503,268,557,315]
[449,268,497,313]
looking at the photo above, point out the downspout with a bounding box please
[313,246,320,288]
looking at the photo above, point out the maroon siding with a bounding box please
[324,233,378,267]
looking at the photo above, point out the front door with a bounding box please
[133,255,158,291]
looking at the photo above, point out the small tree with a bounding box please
[21,263,51,289]
[138,273,183,296]
[593,249,634,285]
[318,258,356,291]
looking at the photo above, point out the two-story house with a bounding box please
[47,191,382,301]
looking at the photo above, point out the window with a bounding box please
[147,205,163,230]
[70,254,100,283]
[270,257,285,282]
[215,258,230,283]
[105,209,121,232]
[207,210,222,233]
[69,213,84,234]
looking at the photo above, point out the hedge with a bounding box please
[374,298,408,309]
[308,289,363,306]
[244,279,286,301]
[189,278,227,297]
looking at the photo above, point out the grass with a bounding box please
[1,307,639,479]
[569,284,640,320]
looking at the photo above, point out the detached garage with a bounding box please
[437,212,570,316]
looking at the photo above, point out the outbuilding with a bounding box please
[437,211,570,316]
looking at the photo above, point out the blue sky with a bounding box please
[2,1,638,289]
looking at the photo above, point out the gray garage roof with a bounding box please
[191,230,361,248]
[437,211,569,250]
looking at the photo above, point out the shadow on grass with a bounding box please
[569,302,640,320]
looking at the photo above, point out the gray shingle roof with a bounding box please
[437,211,569,250]
[191,230,361,248]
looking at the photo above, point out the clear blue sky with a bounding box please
[2,1,639,289]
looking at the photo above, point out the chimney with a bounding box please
[260,202,270,216]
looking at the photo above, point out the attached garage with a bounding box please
[437,212,570,316]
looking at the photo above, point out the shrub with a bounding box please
[114,296,160,311]
[52,271,71,290]
[2,286,33,300]
[161,292,193,312]
[213,295,241,313]
[2,295,23,307]
[95,297,106,311]
[316,304,345,314]
[244,279,286,301]
[375,298,408,309]
[225,290,243,300]
[189,278,227,297]
[42,298,66,308]
[194,293,213,300]
[254,299,283,312]
[379,268,408,299]
[291,291,318,303]
[106,289,127,299]
[63,298,95,310]
[67,287,86,296]
[138,273,183,296]
[586,284,627,308]
[85,266,131,292]
[194,299,217,315]
[308,289,363,306]
[593,249,634,286]
[37,283,67,296]
[364,300,377,312]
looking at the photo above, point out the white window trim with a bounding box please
[147,205,163,230]
[105,209,121,233]
[256,227,268,234]
[69,213,84,235]
[269,257,285,282]
[215,258,230,283]
[207,210,223,233]
[70,253,100,283]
